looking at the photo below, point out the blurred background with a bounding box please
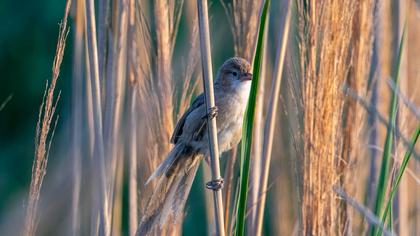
[0,0,71,215]
[1,0,419,235]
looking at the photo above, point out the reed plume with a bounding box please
[23,1,71,235]
[297,1,355,234]
[133,0,201,234]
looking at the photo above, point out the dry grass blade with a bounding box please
[23,1,71,235]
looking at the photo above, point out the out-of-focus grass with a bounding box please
[377,123,420,236]
[372,25,406,236]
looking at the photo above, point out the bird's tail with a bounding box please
[136,143,202,235]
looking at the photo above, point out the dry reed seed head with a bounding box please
[297,0,357,235]
[221,0,264,60]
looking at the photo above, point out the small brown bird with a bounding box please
[137,57,252,235]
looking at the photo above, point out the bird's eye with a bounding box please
[232,71,238,77]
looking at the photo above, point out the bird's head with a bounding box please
[216,57,252,91]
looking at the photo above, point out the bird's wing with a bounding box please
[170,93,206,144]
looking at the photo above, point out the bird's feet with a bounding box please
[202,106,218,120]
[206,178,224,191]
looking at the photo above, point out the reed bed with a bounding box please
[1,0,419,236]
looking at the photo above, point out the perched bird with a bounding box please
[137,57,252,235]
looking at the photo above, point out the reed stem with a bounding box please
[197,0,225,235]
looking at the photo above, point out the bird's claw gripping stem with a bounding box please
[205,106,218,120]
[206,178,224,191]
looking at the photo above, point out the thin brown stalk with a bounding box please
[128,85,139,236]
[82,28,98,235]
[223,148,237,232]
[203,165,216,235]
[23,1,71,235]
[127,0,138,235]
[254,2,291,236]
[197,0,225,235]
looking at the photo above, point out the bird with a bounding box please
[137,57,252,235]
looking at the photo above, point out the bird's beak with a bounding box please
[240,72,252,81]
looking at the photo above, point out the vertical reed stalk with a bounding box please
[71,0,85,234]
[127,1,138,235]
[128,86,139,236]
[97,0,110,79]
[197,0,225,235]
[83,31,98,234]
[84,0,109,233]
[223,148,237,232]
[103,1,128,231]
[154,0,175,146]
[254,2,291,235]
[111,152,124,236]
